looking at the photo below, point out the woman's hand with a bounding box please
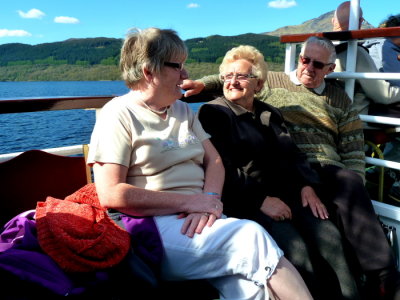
[177,192,223,237]
[260,196,292,221]
[301,186,329,219]
[181,193,223,218]
[180,212,218,238]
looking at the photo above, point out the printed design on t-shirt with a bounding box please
[159,132,201,153]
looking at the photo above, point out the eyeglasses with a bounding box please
[164,61,184,71]
[220,73,257,82]
[299,55,333,70]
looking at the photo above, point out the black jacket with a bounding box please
[198,97,321,219]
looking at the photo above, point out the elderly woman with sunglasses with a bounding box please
[197,44,360,300]
[183,36,400,300]
[87,27,313,300]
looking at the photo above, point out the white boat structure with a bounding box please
[1,1,400,297]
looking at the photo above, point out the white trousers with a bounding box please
[154,215,283,300]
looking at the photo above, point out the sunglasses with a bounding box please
[299,55,333,70]
[164,61,184,71]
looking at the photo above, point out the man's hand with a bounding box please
[180,79,205,97]
[301,186,329,219]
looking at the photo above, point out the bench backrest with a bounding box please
[0,150,89,226]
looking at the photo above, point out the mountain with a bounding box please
[0,10,375,67]
[265,10,373,36]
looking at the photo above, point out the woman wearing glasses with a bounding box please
[88,27,313,300]
[197,44,360,300]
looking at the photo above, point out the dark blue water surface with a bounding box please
[0,81,203,154]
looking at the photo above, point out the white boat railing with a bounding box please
[0,145,85,163]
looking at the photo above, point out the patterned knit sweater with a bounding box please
[200,71,366,180]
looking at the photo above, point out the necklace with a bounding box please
[140,99,169,115]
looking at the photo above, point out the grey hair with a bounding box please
[120,27,187,89]
[300,36,337,63]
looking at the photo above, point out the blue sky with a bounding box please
[0,0,395,45]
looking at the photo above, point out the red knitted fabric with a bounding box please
[36,183,131,272]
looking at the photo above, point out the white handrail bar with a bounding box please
[360,114,400,126]
[344,40,357,99]
[372,200,400,220]
[328,72,400,80]
[284,43,297,74]
[349,0,361,31]
[366,157,400,170]
[345,0,359,100]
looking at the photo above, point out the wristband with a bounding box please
[205,192,220,196]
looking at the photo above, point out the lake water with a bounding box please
[0,81,204,154]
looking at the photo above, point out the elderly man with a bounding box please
[181,36,400,300]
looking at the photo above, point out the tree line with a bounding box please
[0,34,285,81]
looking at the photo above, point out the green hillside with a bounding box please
[186,33,284,65]
[0,34,284,81]
[0,38,122,67]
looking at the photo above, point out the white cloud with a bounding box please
[54,16,80,24]
[0,29,32,37]
[17,8,45,19]
[268,0,297,9]
[187,3,200,8]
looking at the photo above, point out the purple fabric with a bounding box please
[0,210,38,252]
[0,210,162,296]
[120,214,163,271]
[0,211,105,295]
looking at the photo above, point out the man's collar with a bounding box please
[289,70,326,95]
[289,70,302,85]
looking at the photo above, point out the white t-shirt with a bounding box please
[88,91,210,194]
